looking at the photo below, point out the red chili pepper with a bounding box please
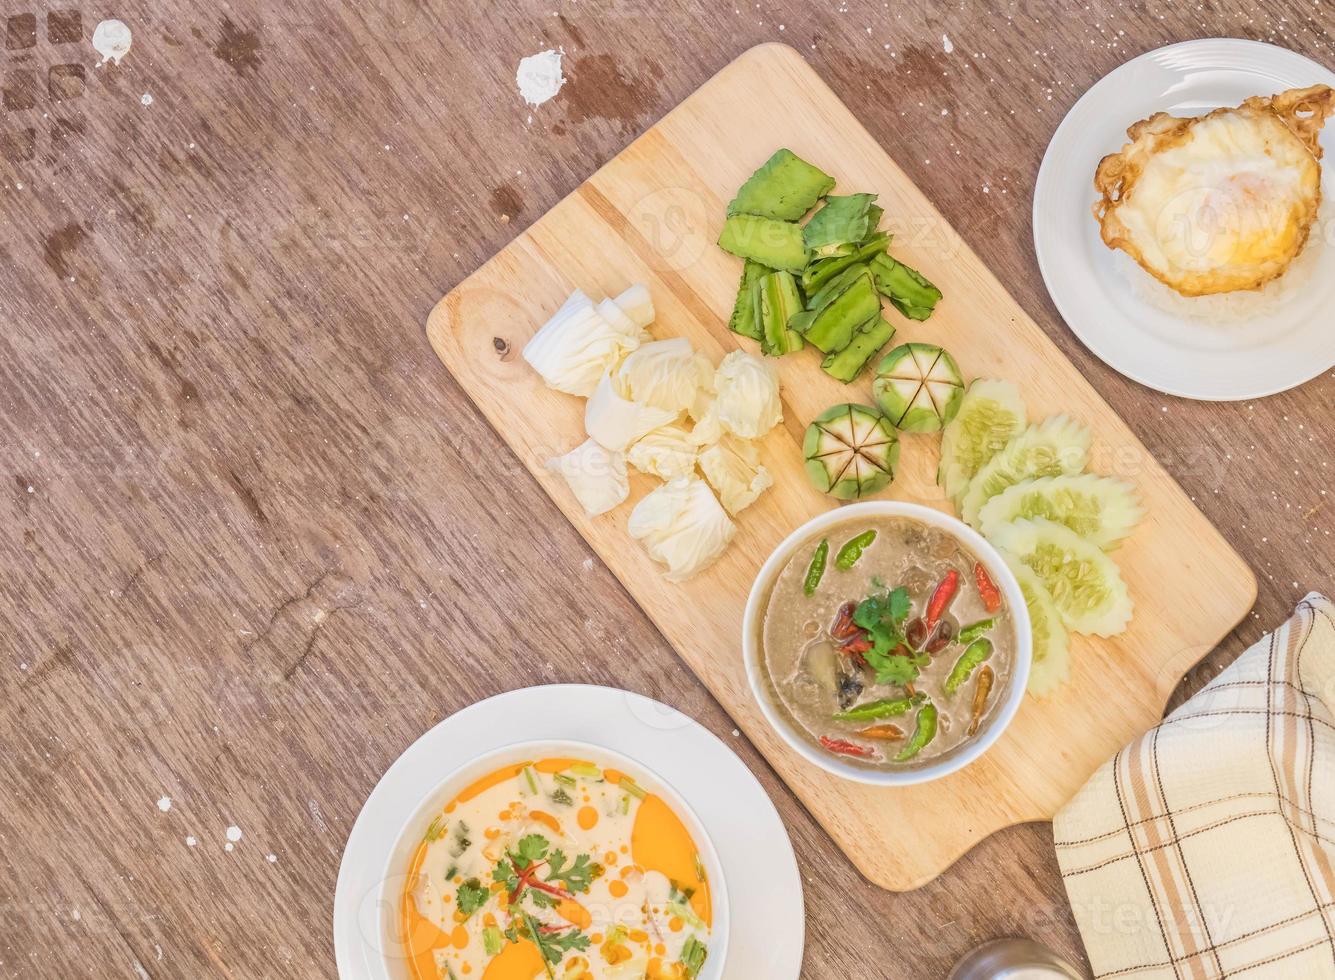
[830,601,860,639]
[819,735,876,759]
[974,561,1002,613]
[924,569,960,630]
[508,862,569,906]
[840,632,872,655]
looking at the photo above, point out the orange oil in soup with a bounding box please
[401,758,713,980]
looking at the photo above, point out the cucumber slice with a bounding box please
[754,270,805,356]
[727,148,836,221]
[990,518,1133,636]
[727,260,772,340]
[803,404,900,499]
[871,343,965,433]
[794,267,881,354]
[1002,555,1071,696]
[979,474,1144,551]
[870,253,942,320]
[960,416,1092,526]
[938,379,1027,506]
[803,193,877,255]
[718,214,808,272]
[802,233,891,294]
[821,316,896,383]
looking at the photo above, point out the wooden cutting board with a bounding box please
[426,43,1257,891]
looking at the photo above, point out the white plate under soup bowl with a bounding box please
[379,739,730,979]
[743,501,1031,787]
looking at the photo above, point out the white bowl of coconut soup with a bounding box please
[385,740,727,980]
[744,501,1031,787]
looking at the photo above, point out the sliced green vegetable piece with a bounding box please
[718,214,808,271]
[944,638,993,695]
[939,378,1027,506]
[727,259,772,340]
[802,233,891,294]
[803,539,829,596]
[754,270,805,355]
[957,618,995,645]
[821,315,896,383]
[894,702,939,761]
[803,404,900,499]
[727,148,836,220]
[794,266,880,354]
[991,518,1133,637]
[870,252,943,320]
[1004,555,1071,695]
[865,204,884,231]
[834,529,877,570]
[960,415,1092,526]
[832,694,922,721]
[977,473,1144,550]
[872,342,965,432]
[803,193,877,256]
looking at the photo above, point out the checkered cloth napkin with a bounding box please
[1054,593,1335,979]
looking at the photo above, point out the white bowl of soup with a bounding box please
[743,502,1032,787]
[383,740,728,980]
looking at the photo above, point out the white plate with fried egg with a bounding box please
[1034,39,1335,400]
[333,684,805,980]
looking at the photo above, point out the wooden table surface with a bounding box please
[2,2,1331,977]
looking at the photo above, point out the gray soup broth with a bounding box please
[761,516,1015,767]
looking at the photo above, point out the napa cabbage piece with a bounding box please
[522,290,645,396]
[611,283,654,330]
[979,474,1143,550]
[990,518,1133,637]
[699,435,773,514]
[545,439,629,517]
[710,350,782,439]
[627,424,698,481]
[628,477,736,581]
[1002,555,1071,696]
[585,372,679,452]
[960,415,1092,527]
[615,338,714,414]
[939,379,1027,506]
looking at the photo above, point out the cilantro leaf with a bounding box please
[529,889,558,909]
[512,834,549,865]
[545,850,598,894]
[887,586,911,622]
[853,586,911,630]
[455,878,489,919]
[864,647,927,686]
[492,857,519,893]
[853,585,923,686]
[522,912,591,967]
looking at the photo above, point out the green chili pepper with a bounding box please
[803,539,829,596]
[957,618,995,645]
[835,529,877,570]
[944,638,993,696]
[832,693,923,722]
[894,702,938,762]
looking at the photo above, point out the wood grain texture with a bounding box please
[0,0,1330,976]
[427,43,1257,892]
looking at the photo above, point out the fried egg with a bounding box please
[1094,85,1335,296]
